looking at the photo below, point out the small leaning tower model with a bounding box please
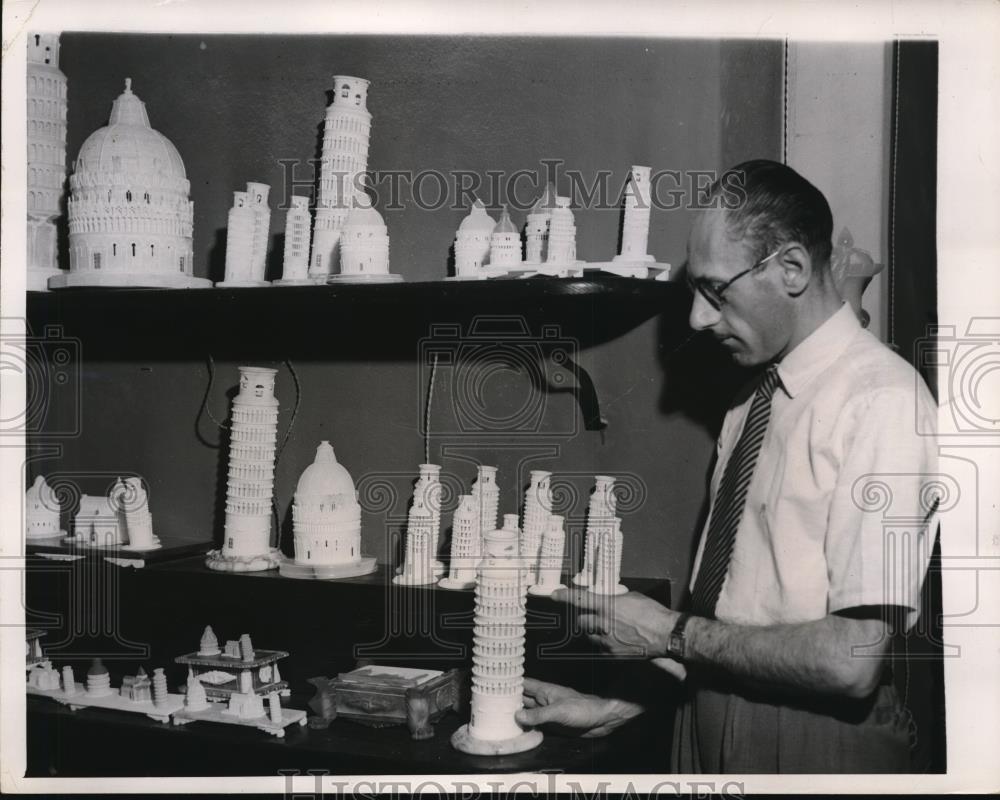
[207,366,282,572]
[451,514,542,755]
[519,470,552,585]
[573,475,617,586]
[275,195,313,284]
[26,33,68,290]
[218,182,272,286]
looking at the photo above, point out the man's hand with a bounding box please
[551,587,679,659]
[515,677,644,737]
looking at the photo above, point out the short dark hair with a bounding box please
[711,159,833,268]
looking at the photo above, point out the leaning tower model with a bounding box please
[519,470,552,585]
[451,514,542,755]
[590,517,627,595]
[116,476,161,551]
[471,465,500,552]
[573,475,616,586]
[439,494,480,590]
[452,201,496,278]
[545,196,577,266]
[488,207,522,268]
[528,514,567,596]
[310,75,372,282]
[412,464,444,572]
[53,79,209,289]
[331,194,401,282]
[218,182,271,286]
[275,195,313,285]
[207,366,282,572]
[614,165,654,265]
[523,184,557,265]
[26,33,68,290]
[394,496,437,586]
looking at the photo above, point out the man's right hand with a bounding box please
[514,677,645,738]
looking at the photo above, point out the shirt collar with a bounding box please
[774,302,861,399]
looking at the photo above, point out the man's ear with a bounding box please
[776,242,812,296]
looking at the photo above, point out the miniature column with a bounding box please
[590,518,627,596]
[451,515,542,755]
[528,514,567,596]
[268,692,283,724]
[394,496,437,585]
[277,195,313,283]
[152,668,169,707]
[414,464,444,572]
[573,475,616,587]
[519,470,552,585]
[614,165,655,263]
[439,494,480,590]
[210,366,282,571]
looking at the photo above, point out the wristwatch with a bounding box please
[666,612,692,661]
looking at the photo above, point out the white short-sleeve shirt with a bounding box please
[688,303,939,630]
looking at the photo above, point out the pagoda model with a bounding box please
[112,476,161,551]
[173,628,307,737]
[26,33,68,290]
[523,183,557,265]
[590,517,627,595]
[274,195,313,285]
[53,79,210,289]
[218,182,272,286]
[488,207,522,268]
[25,475,63,539]
[528,514,567,596]
[206,366,282,572]
[330,193,401,282]
[310,75,372,282]
[451,514,542,755]
[451,200,496,279]
[412,464,444,573]
[471,465,500,554]
[573,475,616,587]
[279,441,376,579]
[394,496,437,586]
[439,494,479,590]
[519,470,552,586]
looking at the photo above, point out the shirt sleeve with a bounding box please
[825,385,939,631]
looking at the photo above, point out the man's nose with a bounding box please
[689,290,721,331]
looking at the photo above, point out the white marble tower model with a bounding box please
[471,465,500,552]
[528,514,567,596]
[275,195,313,284]
[519,470,552,585]
[451,513,542,755]
[489,207,522,268]
[394,496,437,586]
[219,182,271,286]
[545,197,577,266]
[614,165,655,264]
[573,475,616,587]
[310,75,371,282]
[590,517,627,595]
[524,184,557,265]
[26,34,68,290]
[115,476,161,551]
[54,79,209,289]
[452,201,496,279]
[208,366,282,572]
[439,494,480,590]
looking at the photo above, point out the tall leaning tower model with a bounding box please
[218,182,271,286]
[614,165,655,265]
[573,475,616,586]
[451,514,542,755]
[207,366,282,572]
[275,195,313,284]
[309,76,372,283]
[26,33,68,290]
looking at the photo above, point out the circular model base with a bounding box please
[442,274,488,282]
[450,724,543,756]
[214,280,271,288]
[571,572,592,587]
[438,576,476,591]
[49,272,213,289]
[278,556,378,580]
[528,582,565,597]
[587,583,628,596]
[272,278,316,286]
[28,268,64,291]
[612,253,656,264]
[25,530,67,541]
[326,273,404,284]
[120,541,164,553]
[392,573,438,587]
[205,548,282,572]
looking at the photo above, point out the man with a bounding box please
[515,160,939,773]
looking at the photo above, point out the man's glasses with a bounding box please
[686,247,782,311]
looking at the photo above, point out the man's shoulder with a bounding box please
[838,327,932,399]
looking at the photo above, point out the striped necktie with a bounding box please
[690,365,781,618]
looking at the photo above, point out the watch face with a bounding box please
[668,633,684,657]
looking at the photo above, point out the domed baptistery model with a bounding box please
[51,78,210,289]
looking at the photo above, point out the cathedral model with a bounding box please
[274,195,313,285]
[573,475,617,587]
[279,441,376,579]
[206,366,282,572]
[451,201,496,279]
[451,514,542,755]
[310,75,372,282]
[519,470,552,585]
[218,182,272,286]
[51,78,210,289]
[26,34,68,290]
[25,475,63,539]
[329,193,401,283]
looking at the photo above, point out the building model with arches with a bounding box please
[330,194,401,283]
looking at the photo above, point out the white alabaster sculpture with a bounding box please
[413,464,444,572]
[280,441,376,579]
[207,366,282,572]
[488,207,522,268]
[27,661,61,691]
[451,513,542,755]
[451,200,496,279]
[199,625,222,656]
[545,197,578,266]
[52,78,209,289]
[523,183,557,265]
[62,666,77,696]
[439,494,480,590]
[471,465,500,553]
[528,514,567,596]
[330,193,401,283]
[218,183,272,286]
[86,659,113,697]
[310,75,372,282]
[573,475,616,587]
[394,496,438,586]
[274,195,313,285]
[70,493,123,547]
[590,517,627,595]
[25,475,64,539]
[26,34,69,290]
[519,470,552,585]
[115,476,162,551]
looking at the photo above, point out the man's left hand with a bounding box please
[550,587,679,658]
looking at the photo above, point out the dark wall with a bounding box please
[36,34,783,585]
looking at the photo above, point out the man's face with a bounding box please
[686,210,792,367]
